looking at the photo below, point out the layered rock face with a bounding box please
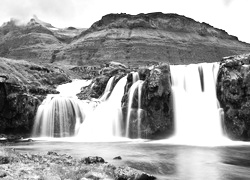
[217,53,250,140]
[0,58,70,136]
[63,13,250,66]
[1,13,250,66]
[122,64,173,139]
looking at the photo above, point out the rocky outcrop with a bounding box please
[69,65,100,79]
[122,63,174,139]
[77,62,130,100]
[217,53,250,140]
[0,58,70,136]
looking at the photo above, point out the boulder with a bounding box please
[217,53,250,140]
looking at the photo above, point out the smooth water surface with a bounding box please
[10,141,250,180]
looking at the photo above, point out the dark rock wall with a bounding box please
[0,58,70,136]
[217,53,250,140]
[122,63,174,139]
[0,81,41,134]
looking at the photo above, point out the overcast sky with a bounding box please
[0,0,250,43]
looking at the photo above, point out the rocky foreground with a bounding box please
[0,149,156,180]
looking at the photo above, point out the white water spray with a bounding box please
[32,80,90,137]
[99,76,115,101]
[125,80,144,138]
[170,63,227,146]
[132,72,139,84]
[76,76,127,141]
[137,81,144,138]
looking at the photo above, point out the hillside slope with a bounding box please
[61,13,250,66]
[0,17,84,63]
[0,13,250,66]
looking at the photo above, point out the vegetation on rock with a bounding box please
[217,53,250,140]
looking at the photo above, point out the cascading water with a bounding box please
[137,81,144,138]
[99,76,115,101]
[170,63,226,145]
[125,80,144,138]
[76,76,127,141]
[32,80,90,137]
[132,72,139,84]
[32,62,230,145]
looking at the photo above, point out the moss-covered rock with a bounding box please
[0,58,70,136]
[217,53,250,140]
[122,63,174,139]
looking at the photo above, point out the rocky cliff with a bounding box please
[0,58,70,136]
[217,53,250,140]
[121,63,173,139]
[1,13,250,66]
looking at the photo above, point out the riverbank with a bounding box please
[0,147,156,180]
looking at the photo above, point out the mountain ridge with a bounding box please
[82,12,239,41]
[0,12,250,66]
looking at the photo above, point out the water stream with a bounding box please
[32,63,227,144]
[125,80,144,138]
[76,76,127,141]
[14,63,250,179]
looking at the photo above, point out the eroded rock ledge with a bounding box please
[217,53,250,140]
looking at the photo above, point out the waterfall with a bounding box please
[56,80,90,98]
[32,62,229,144]
[99,76,115,101]
[132,72,139,84]
[76,76,127,141]
[137,81,144,138]
[170,63,226,145]
[32,95,86,137]
[33,76,127,140]
[125,80,144,138]
[32,80,90,137]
